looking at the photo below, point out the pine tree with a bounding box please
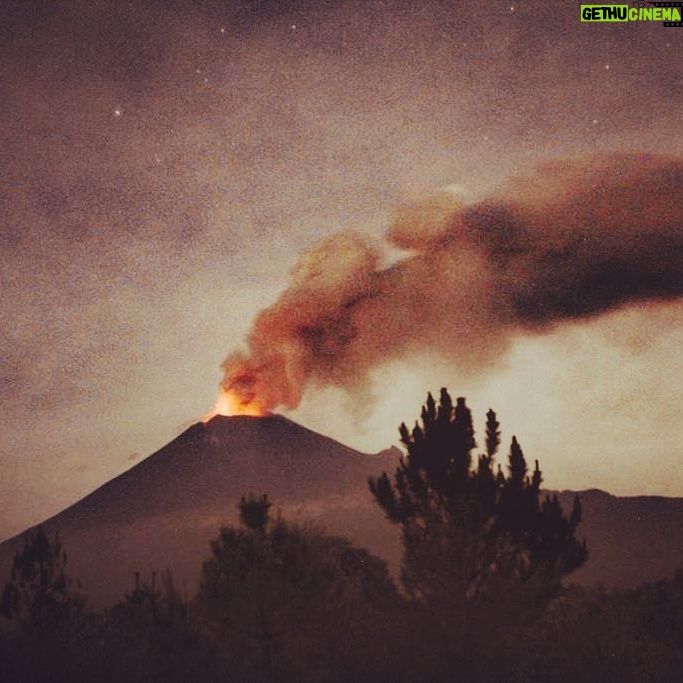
[369,389,587,603]
[0,526,81,631]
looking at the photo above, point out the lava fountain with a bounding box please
[203,363,270,421]
[206,389,267,419]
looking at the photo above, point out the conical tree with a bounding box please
[369,389,587,603]
[0,526,81,631]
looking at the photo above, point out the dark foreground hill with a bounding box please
[0,415,682,606]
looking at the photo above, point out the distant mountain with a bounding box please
[1,416,682,607]
[554,488,683,587]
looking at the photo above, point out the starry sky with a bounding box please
[1,0,682,540]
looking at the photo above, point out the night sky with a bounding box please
[1,0,682,540]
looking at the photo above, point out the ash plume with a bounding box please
[221,153,683,412]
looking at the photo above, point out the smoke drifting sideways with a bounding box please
[220,153,683,414]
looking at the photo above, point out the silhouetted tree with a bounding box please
[369,389,587,604]
[239,493,272,532]
[119,569,186,624]
[0,526,81,631]
[96,568,203,683]
[198,495,396,682]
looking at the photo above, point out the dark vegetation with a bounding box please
[1,390,682,682]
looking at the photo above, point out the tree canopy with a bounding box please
[1,526,81,631]
[369,389,587,602]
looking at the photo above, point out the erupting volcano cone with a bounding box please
[0,415,400,606]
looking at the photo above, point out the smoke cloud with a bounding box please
[221,153,683,412]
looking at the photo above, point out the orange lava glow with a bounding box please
[203,388,267,421]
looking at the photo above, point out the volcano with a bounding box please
[1,416,683,607]
[0,415,400,606]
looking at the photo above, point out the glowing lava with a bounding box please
[203,388,267,421]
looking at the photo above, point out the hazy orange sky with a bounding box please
[1,0,682,541]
